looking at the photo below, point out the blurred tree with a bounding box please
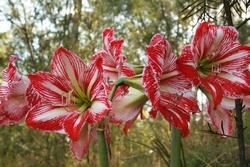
[0,0,249,166]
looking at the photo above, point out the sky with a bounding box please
[0,0,90,33]
[0,0,11,33]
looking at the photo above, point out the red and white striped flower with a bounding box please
[95,28,147,132]
[177,22,250,135]
[0,55,30,125]
[26,47,111,160]
[100,28,135,95]
[143,34,199,136]
[177,22,250,105]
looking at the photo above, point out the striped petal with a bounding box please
[0,55,30,124]
[158,93,195,137]
[177,45,199,85]
[208,103,234,136]
[70,125,95,160]
[102,28,123,64]
[192,22,239,61]
[0,96,28,124]
[208,26,238,61]
[146,33,175,75]
[214,45,250,71]
[217,73,248,97]
[26,104,70,133]
[25,85,42,107]
[200,77,223,107]
[0,112,16,125]
[154,92,199,137]
[101,28,135,85]
[51,47,86,87]
[87,99,111,124]
[63,111,90,141]
[142,65,160,109]
[160,70,193,94]
[109,88,147,133]
[28,72,72,106]
[192,22,215,59]
[220,97,236,110]
[79,56,104,99]
[102,28,114,53]
[1,55,30,97]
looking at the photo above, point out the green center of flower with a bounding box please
[76,97,91,107]
[70,91,92,113]
[197,58,213,75]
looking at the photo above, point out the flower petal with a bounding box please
[0,95,28,122]
[208,103,234,136]
[102,28,114,52]
[0,113,15,125]
[28,72,72,106]
[0,55,30,124]
[217,72,249,97]
[146,33,175,75]
[200,77,223,107]
[25,85,42,107]
[70,125,95,160]
[192,22,216,59]
[143,65,161,109]
[1,55,30,98]
[51,47,86,89]
[63,111,90,141]
[79,56,104,100]
[109,88,147,132]
[156,92,199,137]
[158,94,191,137]
[177,45,200,85]
[87,99,111,124]
[160,70,193,94]
[102,28,123,63]
[220,97,236,110]
[101,28,135,84]
[26,104,70,133]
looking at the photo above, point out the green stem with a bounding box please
[97,128,110,167]
[170,127,182,167]
[109,77,144,100]
[98,76,145,167]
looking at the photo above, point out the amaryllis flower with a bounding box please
[177,22,250,106]
[26,47,111,160]
[100,28,135,95]
[0,55,30,125]
[95,28,146,133]
[177,22,250,135]
[143,34,199,136]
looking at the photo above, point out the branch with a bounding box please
[237,17,250,29]
[200,129,237,139]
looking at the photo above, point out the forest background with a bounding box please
[0,0,250,166]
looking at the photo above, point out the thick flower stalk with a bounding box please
[26,47,111,160]
[143,34,199,136]
[0,55,31,124]
[177,22,250,135]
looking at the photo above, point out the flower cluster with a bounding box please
[0,22,249,160]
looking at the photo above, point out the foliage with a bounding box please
[0,0,249,166]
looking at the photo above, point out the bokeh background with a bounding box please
[0,0,250,166]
